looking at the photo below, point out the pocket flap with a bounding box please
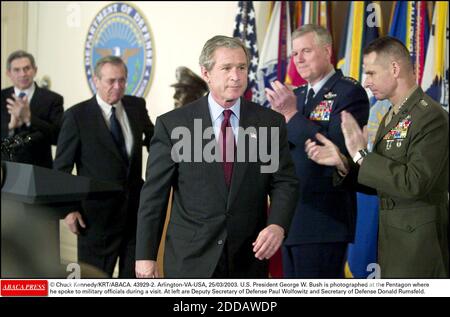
[386,208,437,232]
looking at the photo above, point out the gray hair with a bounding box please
[292,24,332,46]
[94,56,128,78]
[199,35,249,71]
[7,50,36,71]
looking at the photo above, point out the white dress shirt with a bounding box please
[307,68,336,98]
[208,93,240,143]
[14,82,36,102]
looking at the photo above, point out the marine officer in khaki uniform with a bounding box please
[305,36,448,278]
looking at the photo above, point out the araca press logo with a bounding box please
[84,2,154,97]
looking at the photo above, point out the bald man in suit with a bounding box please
[54,56,154,277]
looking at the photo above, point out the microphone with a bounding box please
[1,131,38,154]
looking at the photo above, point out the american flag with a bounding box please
[233,1,260,102]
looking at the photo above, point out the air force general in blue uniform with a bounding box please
[265,24,370,277]
[284,69,369,277]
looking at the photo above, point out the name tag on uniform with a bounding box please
[383,115,412,149]
[309,100,333,121]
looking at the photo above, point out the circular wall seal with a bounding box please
[84,2,154,97]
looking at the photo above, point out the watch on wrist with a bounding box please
[352,148,369,163]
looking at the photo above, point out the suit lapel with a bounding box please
[195,97,229,204]
[29,84,41,115]
[122,98,138,163]
[227,99,252,207]
[295,86,307,114]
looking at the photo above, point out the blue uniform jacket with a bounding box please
[285,69,369,245]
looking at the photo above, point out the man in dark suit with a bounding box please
[265,24,369,277]
[135,35,299,278]
[54,56,154,278]
[1,50,63,168]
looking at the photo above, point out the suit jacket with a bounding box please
[357,87,449,278]
[54,95,154,254]
[135,95,299,278]
[1,84,64,168]
[285,70,369,245]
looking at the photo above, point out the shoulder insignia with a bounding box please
[419,99,428,107]
[343,76,359,85]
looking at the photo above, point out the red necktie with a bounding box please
[219,109,235,188]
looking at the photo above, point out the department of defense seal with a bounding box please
[84,2,154,97]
